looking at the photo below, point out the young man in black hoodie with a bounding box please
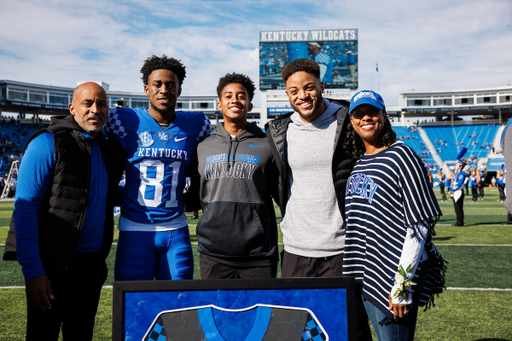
[191,73,279,279]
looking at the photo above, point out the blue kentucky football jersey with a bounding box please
[144,304,328,341]
[105,107,210,224]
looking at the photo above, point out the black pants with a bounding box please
[439,183,446,200]
[26,251,108,341]
[471,185,478,201]
[453,192,465,225]
[199,253,277,279]
[281,250,373,341]
[499,185,506,201]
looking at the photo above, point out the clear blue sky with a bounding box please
[1,0,511,107]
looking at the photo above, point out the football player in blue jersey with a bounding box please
[105,55,210,281]
[307,42,333,83]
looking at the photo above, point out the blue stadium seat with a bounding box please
[422,124,499,163]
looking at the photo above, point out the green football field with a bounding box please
[1,187,512,340]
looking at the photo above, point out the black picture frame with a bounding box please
[113,277,357,341]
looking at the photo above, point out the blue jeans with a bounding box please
[363,296,419,341]
[362,258,430,341]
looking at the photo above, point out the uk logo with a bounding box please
[156,131,169,142]
[246,155,258,165]
[137,131,154,147]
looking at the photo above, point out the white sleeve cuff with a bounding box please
[391,283,412,305]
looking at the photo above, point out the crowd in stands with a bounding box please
[0,118,48,197]
[396,127,420,140]
[424,162,438,173]
[392,123,506,177]
[481,142,492,149]
[398,135,418,140]
[0,118,507,201]
[433,139,448,153]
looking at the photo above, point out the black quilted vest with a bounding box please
[26,116,123,271]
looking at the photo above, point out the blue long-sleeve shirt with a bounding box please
[14,132,108,281]
[449,171,466,191]
[497,175,505,186]
[470,175,477,186]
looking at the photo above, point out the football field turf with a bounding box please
[1,187,512,340]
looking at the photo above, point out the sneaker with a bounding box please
[451,223,464,226]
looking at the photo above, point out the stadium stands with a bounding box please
[0,119,46,176]
[0,118,504,184]
[392,124,501,173]
[422,124,499,163]
[393,126,438,172]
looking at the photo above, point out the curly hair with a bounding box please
[342,112,397,159]
[140,55,186,87]
[216,72,255,101]
[281,58,320,83]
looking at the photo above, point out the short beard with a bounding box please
[150,101,172,116]
[293,95,323,120]
[86,126,102,134]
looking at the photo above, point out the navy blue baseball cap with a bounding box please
[349,90,386,114]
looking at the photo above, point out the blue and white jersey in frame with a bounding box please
[105,107,210,227]
[144,304,328,341]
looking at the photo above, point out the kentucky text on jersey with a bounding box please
[204,153,259,180]
[137,147,188,160]
[346,173,379,204]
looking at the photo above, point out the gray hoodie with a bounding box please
[194,122,279,267]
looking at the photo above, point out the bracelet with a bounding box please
[391,264,417,300]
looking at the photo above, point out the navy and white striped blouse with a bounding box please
[343,141,443,320]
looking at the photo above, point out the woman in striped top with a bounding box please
[342,90,446,341]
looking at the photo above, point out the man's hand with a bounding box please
[26,274,54,311]
[388,294,410,320]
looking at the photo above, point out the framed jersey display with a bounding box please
[113,277,357,341]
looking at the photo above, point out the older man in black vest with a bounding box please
[11,82,124,341]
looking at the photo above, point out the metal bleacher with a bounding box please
[422,124,499,163]
[393,126,437,170]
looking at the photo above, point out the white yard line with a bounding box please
[1,286,511,291]
[3,243,512,247]
[436,244,512,246]
[446,287,512,291]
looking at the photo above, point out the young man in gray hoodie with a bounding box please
[266,58,351,277]
[265,59,372,340]
[191,73,279,279]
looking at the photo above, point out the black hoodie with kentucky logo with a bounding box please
[194,121,279,267]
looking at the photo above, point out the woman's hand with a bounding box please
[388,294,410,320]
